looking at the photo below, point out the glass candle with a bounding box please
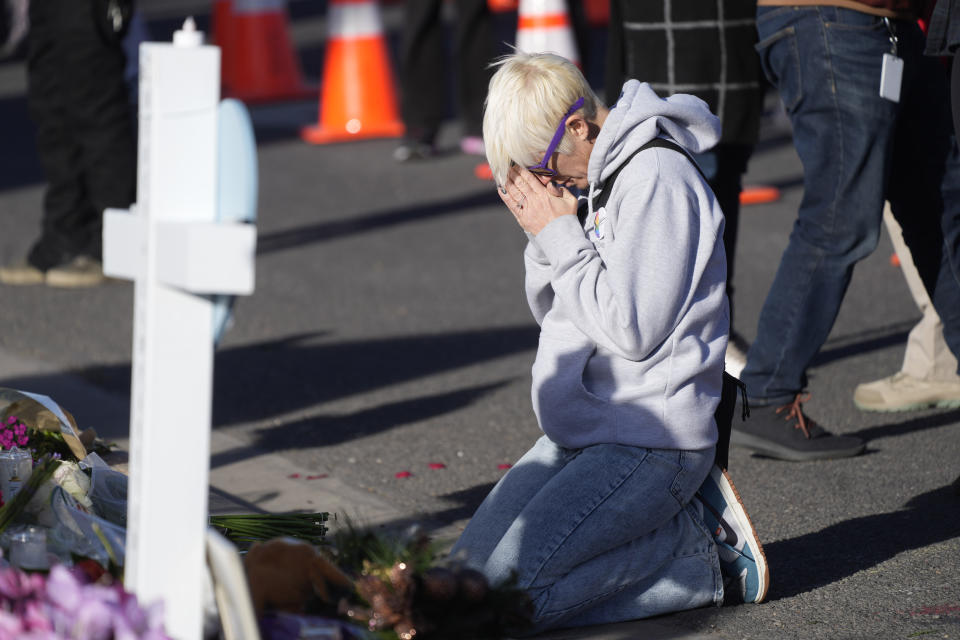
[9,526,48,570]
[0,447,32,501]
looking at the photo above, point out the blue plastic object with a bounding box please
[212,98,258,346]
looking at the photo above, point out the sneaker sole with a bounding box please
[710,467,770,604]
[45,271,107,288]
[730,429,865,462]
[0,270,45,286]
[853,397,960,413]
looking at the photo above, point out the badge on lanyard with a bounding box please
[880,17,903,103]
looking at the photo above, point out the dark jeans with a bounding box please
[742,6,960,403]
[26,0,136,269]
[397,0,493,142]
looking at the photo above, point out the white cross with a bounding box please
[102,19,256,640]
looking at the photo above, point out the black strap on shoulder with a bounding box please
[581,137,707,224]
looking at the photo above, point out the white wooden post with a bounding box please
[102,19,256,640]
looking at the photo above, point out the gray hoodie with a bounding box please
[524,80,728,451]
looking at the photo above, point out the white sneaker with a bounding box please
[725,334,749,378]
[853,371,960,412]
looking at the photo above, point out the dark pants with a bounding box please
[398,0,493,143]
[26,0,135,269]
[742,7,960,402]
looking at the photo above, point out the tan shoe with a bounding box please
[0,259,45,285]
[853,371,960,412]
[44,255,106,288]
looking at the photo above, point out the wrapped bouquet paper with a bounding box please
[0,388,88,460]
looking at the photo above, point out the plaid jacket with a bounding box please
[605,0,765,147]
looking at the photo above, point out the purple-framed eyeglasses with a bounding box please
[526,97,585,177]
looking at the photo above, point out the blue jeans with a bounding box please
[742,6,960,404]
[450,436,721,634]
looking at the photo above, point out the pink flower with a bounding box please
[21,601,52,632]
[4,417,15,426]
[0,611,24,638]
[0,565,44,600]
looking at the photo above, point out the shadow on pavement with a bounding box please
[427,481,498,528]
[851,407,960,442]
[212,327,537,425]
[0,325,538,435]
[812,321,914,368]
[256,188,501,254]
[211,379,512,467]
[763,484,960,601]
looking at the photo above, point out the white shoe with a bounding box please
[725,335,749,378]
[853,371,960,412]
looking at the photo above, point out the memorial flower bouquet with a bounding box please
[0,563,169,639]
[253,523,533,640]
[0,417,29,451]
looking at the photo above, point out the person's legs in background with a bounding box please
[885,17,960,376]
[452,0,493,154]
[854,207,960,411]
[1,0,134,287]
[734,7,901,460]
[394,0,446,161]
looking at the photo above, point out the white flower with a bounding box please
[24,461,93,526]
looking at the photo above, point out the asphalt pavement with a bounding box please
[0,2,958,639]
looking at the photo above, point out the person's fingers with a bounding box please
[503,173,528,209]
[497,185,524,223]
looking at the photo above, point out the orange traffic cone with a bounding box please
[301,0,404,144]
[219,0,314,103]
[739,185,781,206]
[516,0,580,66]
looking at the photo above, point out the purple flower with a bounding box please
[44,567,82,614]
[4,417,15,426]
[0,564,172,640]
[69,595,113,639]
[0,610,24,638]
[0,566,45,601]
[21,601,53,632]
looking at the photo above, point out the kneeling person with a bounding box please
[450,52,768,633]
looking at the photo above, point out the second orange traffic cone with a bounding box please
[301,0,404,144]
[219,0,314,103]
[516,0,580,66]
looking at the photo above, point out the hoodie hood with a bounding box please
[589,80,721,187]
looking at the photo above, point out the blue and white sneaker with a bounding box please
[696,465,769,603]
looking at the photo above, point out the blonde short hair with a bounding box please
[483,51,603,186]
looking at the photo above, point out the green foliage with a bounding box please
[208,512,329,550]
[0,456,60,534]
